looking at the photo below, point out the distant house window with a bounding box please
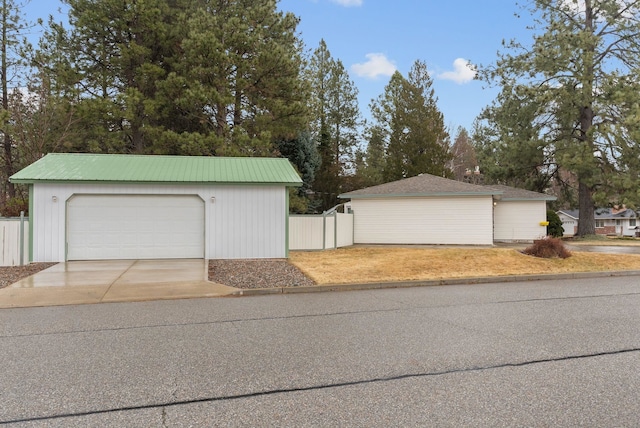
[616,219,621,226]
[631,219,637,227]
[595,220,605,228]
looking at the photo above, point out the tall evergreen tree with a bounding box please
[356,125,386,187]
[173,0,308,156]
[480,0,640,236]
[0,0,32,200]
[449,127,477,181]
[40,0,307,156]
[472,87,555,193]
[370,60,451,182]
[275,130,320,213]
[306,39,360,211]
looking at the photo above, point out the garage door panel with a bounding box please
[67,195,204,260]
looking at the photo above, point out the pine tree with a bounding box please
[449,127,477,181]
[355,125,386,187]
[275,130,320,213]
[305,39,360,211]
[370,60,451,182]
[480,0,640,235]
[472,87,555,193]
[0,0,32,200]
[40,0,308,156]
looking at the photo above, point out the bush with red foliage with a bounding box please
[522,237,572,259]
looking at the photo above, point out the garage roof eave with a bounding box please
[9,153,303,186]
[338,192,499,199]
[500,196,557,201]
[10,178,303,186]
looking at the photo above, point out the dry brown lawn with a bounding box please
[289,247,640,285]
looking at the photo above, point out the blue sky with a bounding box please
[279,0,534,132]
[24,0,534,133]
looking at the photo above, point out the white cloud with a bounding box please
[330,0,363,6]
[351,53,396,79]
[437,58,476,84]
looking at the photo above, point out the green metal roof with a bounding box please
[10,153,302,185]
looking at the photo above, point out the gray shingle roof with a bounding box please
[559,208,637,219]
[483,184,556,201]
[338,173,501,199]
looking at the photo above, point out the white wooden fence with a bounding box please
[0,211,350,265]
[0,217,29,266]
[289,212,353,251]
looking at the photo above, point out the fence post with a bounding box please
[334,213,340,249]
[19,211,25,266]
[322,213,326,250]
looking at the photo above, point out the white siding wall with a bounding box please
[493,201,547,242]
[350,196,493,245]
[31,183,287,262]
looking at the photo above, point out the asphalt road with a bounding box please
[1,276,640,427]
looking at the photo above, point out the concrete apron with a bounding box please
[0,259,239,309]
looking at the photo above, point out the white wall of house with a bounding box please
[493,200,547,242]
[597,218,637,236]
[31,183,287,262]
[349,196,494,245]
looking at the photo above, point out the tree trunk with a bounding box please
[576,3,595,237]
[1,0,14,198]
[577,181,595,236]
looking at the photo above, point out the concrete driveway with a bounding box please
[0,259,238,309]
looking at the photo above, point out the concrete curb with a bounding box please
[230,270,640,296]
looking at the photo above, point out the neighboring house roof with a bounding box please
[10,153,302,186]
[558,208,638,219]
[338,173,501,199]
[558,209,579,220]
[483,184,556,201]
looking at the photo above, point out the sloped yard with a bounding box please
[289,247,640,285]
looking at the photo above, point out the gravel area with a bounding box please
[208,259,316,289]
[0,263,57,289]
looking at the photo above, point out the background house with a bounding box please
[558,208,638,237]
[10,153,301,262]
[339,174,554,245]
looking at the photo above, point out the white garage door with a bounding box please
[67,195,205,260]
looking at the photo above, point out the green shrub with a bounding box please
[523,237,571,259]
[546,209,564,238]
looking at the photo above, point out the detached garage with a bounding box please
[339,174,555,245]
[339,174,500,245]
[10,153,302,262]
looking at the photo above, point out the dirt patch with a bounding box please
[0,263,57,289]
[208,259,316,289]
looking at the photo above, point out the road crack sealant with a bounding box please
[3,347,639,425]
